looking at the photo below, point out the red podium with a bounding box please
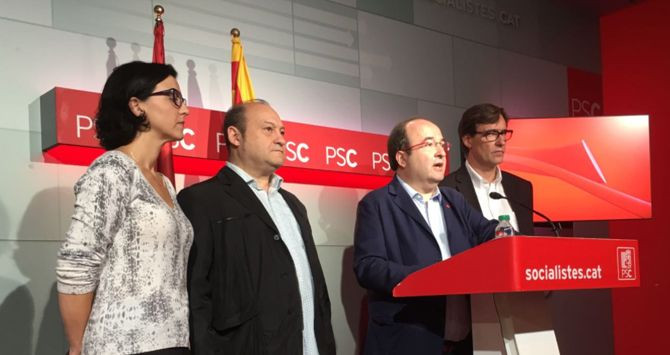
[393,237,640,354]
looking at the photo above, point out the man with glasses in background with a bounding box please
[442,103,534,237]
[354,117,498,355]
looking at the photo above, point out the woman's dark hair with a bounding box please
[95,61,177,150]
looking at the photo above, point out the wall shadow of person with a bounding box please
[186,59,203,108]
[0,187,69,354]
[317,187,367,354]
[0,193,33,354]
[0,276,33,354]
[341,246,368,355]
[106,37,118,77]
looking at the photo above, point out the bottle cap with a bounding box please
[498,215,510,221]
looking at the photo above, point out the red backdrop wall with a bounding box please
[601,1,670,353]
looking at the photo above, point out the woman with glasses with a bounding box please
[56,61,193,355]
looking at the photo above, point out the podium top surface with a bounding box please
[393,236,639,297]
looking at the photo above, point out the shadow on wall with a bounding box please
[187,59,204,108]
[0,199,33,355]
[208,63,224,109]
[106,37,118,77]
[341,247,368,355]
[0,188,69,354]
[317,187,367,354]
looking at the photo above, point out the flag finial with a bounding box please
[154,5,164,21]
[231,28,240,38]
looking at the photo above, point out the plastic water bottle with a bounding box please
[495,215,514,238]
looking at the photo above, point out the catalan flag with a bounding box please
[231,29,256,105]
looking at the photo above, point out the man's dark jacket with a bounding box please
[441,165,534,235]
[177,166,336,355]
[354,176,498,354]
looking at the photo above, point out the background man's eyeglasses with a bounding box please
[475,129,513,142]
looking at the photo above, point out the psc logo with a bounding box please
[570,98,602,117]
[616,247,637,280]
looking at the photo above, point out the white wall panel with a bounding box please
[163,0,295,74]
[360,89,417,135]
[453,38,502,109]
[359,11,454,104]
[0,129,62,241]
[53,0,153,43]
[0,19,109,131]
[0,0,52,25]
[417,101,464,171]
[282,182,369,246]
[500,50,568,117]
[497,0,541,60]
[251,69,362,130]
[293,0,360,87]
[327,0,356,8]
[413,0,498,46]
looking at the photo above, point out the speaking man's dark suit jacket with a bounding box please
[441,165,534,236]
[353,176,498,355]
[177,166,336,355]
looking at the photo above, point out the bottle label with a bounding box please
[495,225,514,238]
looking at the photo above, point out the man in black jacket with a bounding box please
[442,103,533,235]
[178,100,336,355]
[440,103,534,354]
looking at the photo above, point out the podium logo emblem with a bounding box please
[617,247,636,280]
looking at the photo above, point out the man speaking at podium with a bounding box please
[441,103,534,236]
[353,117,498,355]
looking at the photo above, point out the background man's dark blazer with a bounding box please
[441,165,534,235]
[354,176,498,355]
[177,166,336,355]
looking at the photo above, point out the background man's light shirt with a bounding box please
[465,161,520,232]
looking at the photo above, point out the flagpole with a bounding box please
[230,28,256,106]
[152,4,176,186]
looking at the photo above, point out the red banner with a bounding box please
[394,236,640,297]
[40,87,398,189]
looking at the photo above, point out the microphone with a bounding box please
[489,191,561,237]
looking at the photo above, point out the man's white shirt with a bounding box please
[465,160,520,232]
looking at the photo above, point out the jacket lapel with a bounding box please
[216,166,278,233]
[439,188,469,255]
[389,176,433,237]
[454,166,482,212]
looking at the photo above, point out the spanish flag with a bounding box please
[231,29,256,105]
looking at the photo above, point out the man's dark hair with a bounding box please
[458,103,509,157]
[387,117,425,171]
[95,61,177,150]
[223,99,269,148]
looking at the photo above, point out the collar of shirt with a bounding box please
[226,162,284,193]
[396,176,442,204]
[465,160,502,189]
